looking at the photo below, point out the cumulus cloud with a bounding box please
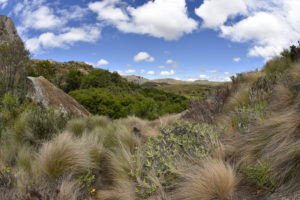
[158,65,165,69]
[160,69,175,76]
[233,57,241,62]
[96,59,109,66]
[133,52,155,62]
[89,0,198,40]
[147,70,155,75]
[25,25,101,52]
[126,69,136,74]
[140,69,145,74]
[13,0,100,54]
[0,0,8,9]
[195,0,247,29]
[165,59,179,68]
[198,74,231,82]
[195,0,300,59]
[14,1,64,32]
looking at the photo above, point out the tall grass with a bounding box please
[173,158,237,200]
[37,132,96,177]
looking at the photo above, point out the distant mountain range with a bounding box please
[124,75,224,86]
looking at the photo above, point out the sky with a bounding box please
[1,0,300,81]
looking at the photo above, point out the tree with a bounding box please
[0,40,29,94]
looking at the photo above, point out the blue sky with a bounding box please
[1,0,300,81]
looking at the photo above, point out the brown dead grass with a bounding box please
[173,158,237,200]
[37,132,96,177]
[59,177,80,200]
[96,180,136,200]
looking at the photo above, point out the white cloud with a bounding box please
[165,59,179,68]
[89,0,198,40]
[0,0,8,9]
[198,74,231,82]
[160,69,175,76]
[133,52,155,62]
[224,72,231,75]
[147,70,155,75]
[207,69,217,73]
[195,0,300,59]
[233,57,241,62]
[158,65,165,69]
[16,4,64,31]
[57,5,89,21]
[140,69,145,74]
[166,59,173,64]
[25,25,101,52]
[199,74,210,79]
[117,70,125,75]
[195,0,247,29]
[125,69,136,74]
[97,59,109,66]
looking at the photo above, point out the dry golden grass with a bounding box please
[229,105,300,190]
[96,180,136,200]
[37,132,96,177]
[125,116,159,137]
[173,158,237,200]
[290,62,300,83]
[268,84,293,112]
[59,177,80,200]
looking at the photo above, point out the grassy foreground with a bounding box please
[0,45,300,200]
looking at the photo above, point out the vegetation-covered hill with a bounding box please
[26,60,189,120]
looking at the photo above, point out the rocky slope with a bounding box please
[27,76,90,117]
[0,15,21,42]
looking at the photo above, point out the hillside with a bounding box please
[124,75,223,99]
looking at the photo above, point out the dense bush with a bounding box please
[27,60,57,80]
[69,87,188,120]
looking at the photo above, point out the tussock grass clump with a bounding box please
[173,158,237,200]
[66,115,111,136]
[37,132,96,177]
[96,180,136,200]
[230,106,300,191]
[59,178,81,200]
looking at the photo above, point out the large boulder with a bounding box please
[27,76,90,117]
[0,15,21,43]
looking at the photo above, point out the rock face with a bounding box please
[27,76,90,117]
[0,15,21,42]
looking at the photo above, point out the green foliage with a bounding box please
[156,84,221,100]
[0,94,30,131]
[131,121,218,198]
[26,106,70,140]
[242,160,278,191]
[70,87,188,120]
[230,101,268,131]
[263,43,300,76]
[65,69,84,92]
[77,169,96,194]
[27,60,57,80]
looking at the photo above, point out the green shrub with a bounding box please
[28,60,57,80]
[132,121,218,198]
[242,160,278,191]
[77,169,96,193]
[26,107,69,140]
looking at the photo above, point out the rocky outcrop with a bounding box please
[27,76,90,117]
[0,15,21,43]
